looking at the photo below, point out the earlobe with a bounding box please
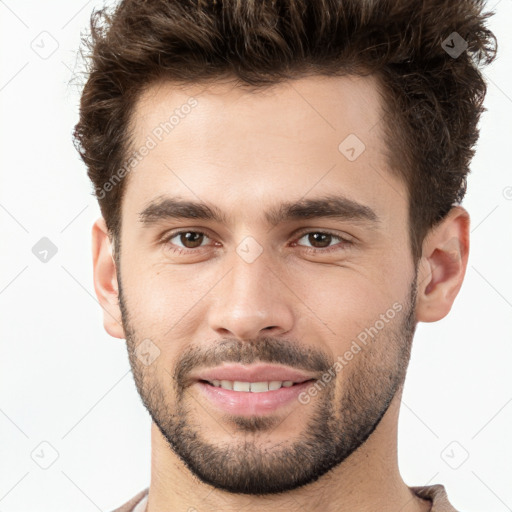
[415,206,470,323]
[91,217,125,339]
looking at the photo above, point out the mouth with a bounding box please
[191,363,319,416]
[199,378,315,392]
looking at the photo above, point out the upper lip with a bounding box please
[192,363,318,384]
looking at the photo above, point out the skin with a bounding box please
[92,74,469,512]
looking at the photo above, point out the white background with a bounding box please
[0,1,511,510]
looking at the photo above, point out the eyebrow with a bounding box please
[138,194,380,228]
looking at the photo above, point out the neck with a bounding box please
[145,389,431,512]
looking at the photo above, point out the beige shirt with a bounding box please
[112,484,459,511]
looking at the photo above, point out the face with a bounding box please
[116,75,418,494]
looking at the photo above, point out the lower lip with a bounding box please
[195,380,315,416]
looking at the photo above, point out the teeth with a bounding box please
[220,380,233,390]
[233,381,250,392]
[208,380,297,392]
[250,382,269,393]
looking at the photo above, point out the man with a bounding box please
[74,0,497,510]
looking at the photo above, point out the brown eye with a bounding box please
[178,231,205,248]
[162,230,211,253]
[306,232,332,248]
[294,230,351,253]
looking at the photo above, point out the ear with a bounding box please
[415,206,470,323]
[91,217,125,339]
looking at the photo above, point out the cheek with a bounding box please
[293,266,411,362]
[122,254,199,313]
[120,263,220,359]
[298,268,402,321]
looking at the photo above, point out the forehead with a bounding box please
[130,74,383,153]
[123,74,407,230]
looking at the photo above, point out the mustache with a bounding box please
[174,337,333,389]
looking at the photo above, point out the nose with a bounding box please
[207,250,295,341]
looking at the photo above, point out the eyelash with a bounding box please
[160,229,352,255]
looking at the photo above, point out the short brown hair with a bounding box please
[73,0,497,262]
